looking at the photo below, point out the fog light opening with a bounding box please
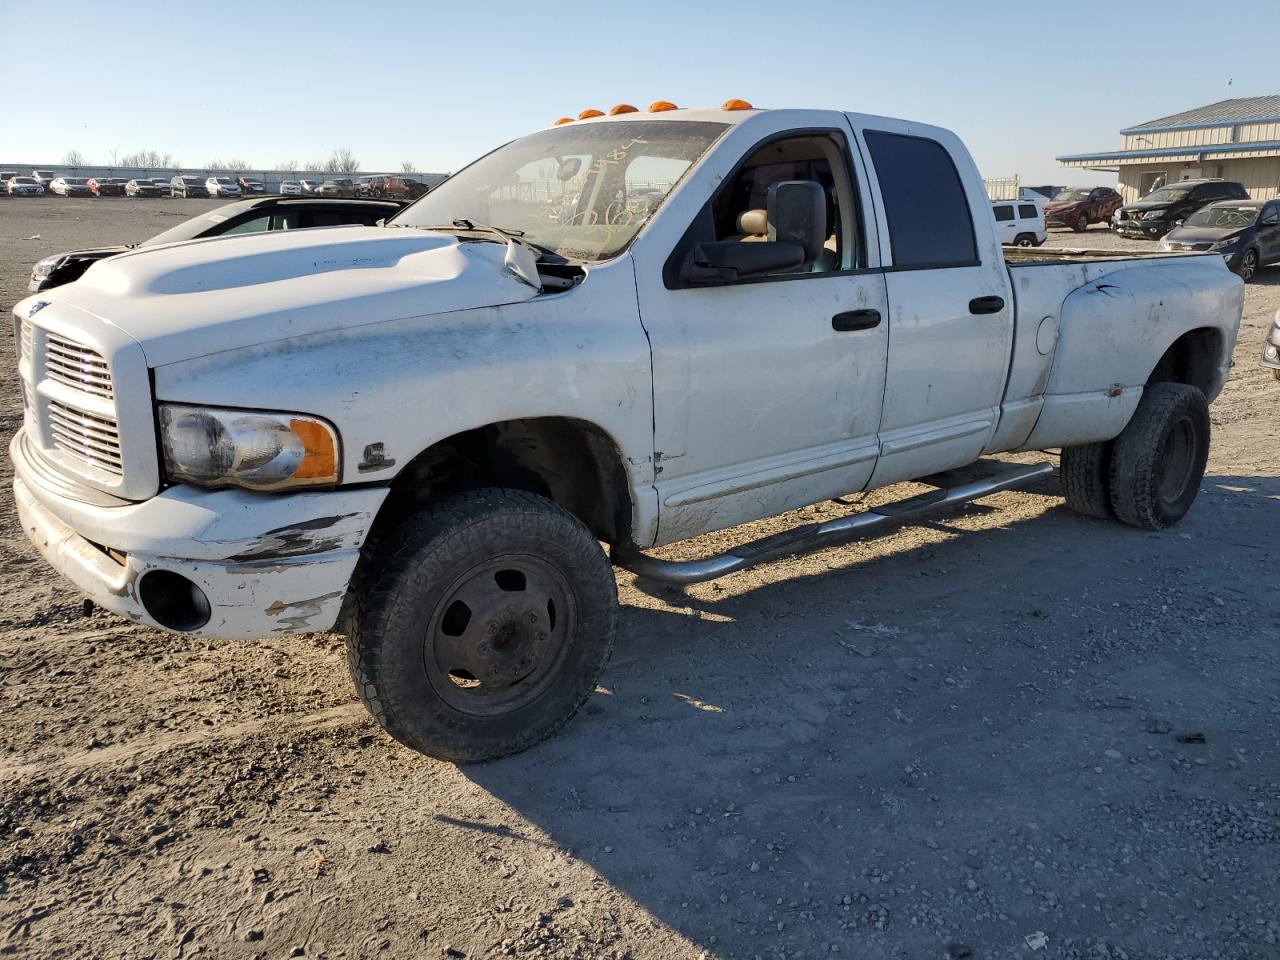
[138,570,211,632]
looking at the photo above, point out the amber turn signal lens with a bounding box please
[578,108,604,119]
[721,98,753,111]
[608,103,638,115]
[289,418,338,480]
[553,117,574,126]
[647,100,678,112]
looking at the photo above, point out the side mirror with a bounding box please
[768,180,827,262]
[681,241,807,284]
[556,157,582,181]
[678,180,828,285]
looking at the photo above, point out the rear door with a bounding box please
[1259,202,1280,263]
[847,116,1015,488]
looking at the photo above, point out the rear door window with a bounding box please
[993,205,1014,222]
[1018,204,1039,219]
[864,130,978,268]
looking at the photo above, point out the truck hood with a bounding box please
[27,226,543,366]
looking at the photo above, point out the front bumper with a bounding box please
[1262,314,1280,375]
[1113,218,1171,239]
[12,430,388,639]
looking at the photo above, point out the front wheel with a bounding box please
[347,489,618,762]
[1108,383,1210,530]
[1073,215,1089,233]
[1234,248,1259,282]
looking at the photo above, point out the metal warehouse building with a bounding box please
[1057,95,1280,204]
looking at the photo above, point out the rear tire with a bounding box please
[1073,215,1089,233]
[347,489,618,762]
[1060,441,1113,520]
[1234,248,1259,282]
[1108,383,1210,530]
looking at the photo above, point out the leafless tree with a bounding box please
[277,159,299,172]
[118,149,179,168]
[400,160,416,173]
[322,147,360,174]
[208,158,252,171]
[63,149,87,167]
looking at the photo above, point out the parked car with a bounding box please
[991,199,1046,247]
[170,175,209,198]
[298,179,320,194]
[1261,311,1280,380]
[1161,198,1280,282]
[6,176,44,196]
[88,177,126,197]
[206,176,243,198]
[150,177,174,195]
[32,170,56,191]
[1112,179,1250,240]
[126,178,162,198]
[50,177,92,197]
[10,106,1244,762]
[316,178,356,197]
[367,175,430,201]
[1043,186,1122,232]
[356,175,380,197]
[279,180,303,195]
[0,172,18,193]
[27,196,404,291]
[237,177,266,194]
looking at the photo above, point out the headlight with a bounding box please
[1142,210,1167,221]
[1209,237,1240,252]
[159,405,340,491]
[31,255,63,279]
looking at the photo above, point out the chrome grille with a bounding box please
[46,399,123,475]
[44,331,113,398]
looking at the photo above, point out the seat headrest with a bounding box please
[737,209,768,236]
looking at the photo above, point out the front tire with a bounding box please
[348,489,618,762]
[1073,214,1089,233]
[1108,383,1210,530]
[1234,248,1259,282]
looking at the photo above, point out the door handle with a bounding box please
[832,309,881,332]
[969,295,1005,315]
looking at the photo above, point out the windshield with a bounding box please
[1143,186,1191,203]
[66,178,88,185]
[214,177,234,184]
[391,119,728,262]
[1054,189,1091,203]
[1184,205,1260,229]
[143,208,238,246]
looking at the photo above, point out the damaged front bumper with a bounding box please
[12,430,387,639]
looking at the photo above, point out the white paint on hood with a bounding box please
[45,225,542,366]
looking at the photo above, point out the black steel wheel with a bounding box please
[348,489,617,762]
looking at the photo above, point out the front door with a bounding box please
[1258,201,1280,263]
[632,120,889,545]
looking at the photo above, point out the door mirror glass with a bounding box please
[768,180,827,262]
[555,157,582,181]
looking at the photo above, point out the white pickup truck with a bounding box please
[12,103,1243,761]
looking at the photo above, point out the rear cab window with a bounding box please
[863,130,977,268]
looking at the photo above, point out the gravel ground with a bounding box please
[0,199,1277,960]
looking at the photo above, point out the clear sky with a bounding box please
[2,0,1273,185]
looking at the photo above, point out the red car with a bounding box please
[1043,186,1123,232]
[88,177,127,197]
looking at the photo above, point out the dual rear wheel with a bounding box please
[1061,382,1210,530]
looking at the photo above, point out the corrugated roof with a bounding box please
[1058,140,1280,164]
[1123,95,1280,133]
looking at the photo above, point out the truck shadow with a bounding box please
[460,471,1278,956]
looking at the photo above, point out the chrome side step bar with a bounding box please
[617,461,1054,585]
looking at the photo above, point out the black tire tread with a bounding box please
[1060,441,1113,520]
[347,488,617,762]
[1108,382,1210,531]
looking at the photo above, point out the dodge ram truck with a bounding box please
[11,101,1243,761]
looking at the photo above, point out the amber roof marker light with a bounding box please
[721,98,754,111]
[578,108,605,120]
[609,103,638,115]
[647,100,678,112]
[553,117,574,126]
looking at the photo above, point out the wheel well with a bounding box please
[1146,327,1224,398]
[371,418,633,547]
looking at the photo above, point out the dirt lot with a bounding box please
[0,199,1278,960]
